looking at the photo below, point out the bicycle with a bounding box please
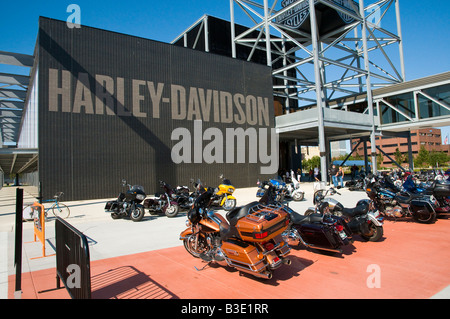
[23,192,70,220]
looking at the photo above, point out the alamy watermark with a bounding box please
[66,4,81,29]
[66,264,81,288]
[366,264,381,288]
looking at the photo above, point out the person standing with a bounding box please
[337,166,344,188]
[330,164,338,187]
[314,167,320,181]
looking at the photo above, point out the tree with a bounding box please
[393,148,404,164]
[414,146,429,167]
[429,151,450,167]
[377,152,384,169]
[302,156,321,172]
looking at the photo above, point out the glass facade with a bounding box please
[418,84,450,119]
[379,83,450,125]
[380,92,415,124]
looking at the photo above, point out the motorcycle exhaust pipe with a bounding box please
[231,265,273,280]
[282,258,291,265]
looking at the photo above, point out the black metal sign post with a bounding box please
[14,188,23,299]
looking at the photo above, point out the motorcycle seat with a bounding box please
[403,191,423,199]
[226,201,259,226]
[396,192,423,203]
[290,211,323,225]
[342,203,369,217]
[394,194,409,203]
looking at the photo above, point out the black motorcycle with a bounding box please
[143,181,180,217]
[345,173,367,191]
[259,184,353,255]
[173,183,197,210]
[105,179,146,222]
[307,188,384,242]
[382,174,450,217]
[366,177,437,224]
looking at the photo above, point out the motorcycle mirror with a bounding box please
[121,179,127,186]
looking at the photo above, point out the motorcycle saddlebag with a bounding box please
[295,223,342,249]
[410,199,433,213]
[105,201,118,211]
[221,239,264,272]
[433,183,450,198]
[236,206,289,242]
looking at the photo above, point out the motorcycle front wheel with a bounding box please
[130,206,145,222]
[183,233,211,258]
[164,203,179,218]
[222,198,236,211]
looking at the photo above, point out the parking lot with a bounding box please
[1,182,450,299]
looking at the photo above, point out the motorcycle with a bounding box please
[256,178,287,202]
[260,183,353,254]
[285,170,305,201]
[173,182,197,210]
[143,181,180,217]
[345,173,367,191]
[105,179,146,222]
[209,175,237,211]
[180,187,291,280]
[307,187,384,242]
[401,175,450,217]
[366,177,437,224]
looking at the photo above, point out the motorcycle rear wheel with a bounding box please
[360,224,383,242]
[413,210,436,224]
[292,191,304,201]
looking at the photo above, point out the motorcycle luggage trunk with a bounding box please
[295,223,342,249]
[221,239,264,273]
[236,207,289,242]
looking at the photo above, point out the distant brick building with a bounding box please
[351,128,450,167]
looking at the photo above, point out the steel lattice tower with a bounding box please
[230,0,405,179]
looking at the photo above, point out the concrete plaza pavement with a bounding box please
[1,181,449,299]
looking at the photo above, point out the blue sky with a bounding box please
[1,0,449,138]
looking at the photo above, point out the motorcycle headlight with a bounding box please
[136,194,145,200]
[228,188,234,193]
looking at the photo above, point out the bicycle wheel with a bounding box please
[52,203,70,219]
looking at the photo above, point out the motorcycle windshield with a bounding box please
[131,185,145,193]
[270,178,286,187]
[403,178,417,192]
[222,179,232,185]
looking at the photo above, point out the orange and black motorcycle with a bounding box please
[180,187,291,279]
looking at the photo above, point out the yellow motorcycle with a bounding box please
[210,175,236,211]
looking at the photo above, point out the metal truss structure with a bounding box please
[230,0,405,109]
[230,0,406,178]
[0,51,33,146]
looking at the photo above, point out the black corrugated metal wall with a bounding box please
[37,17,276,201]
